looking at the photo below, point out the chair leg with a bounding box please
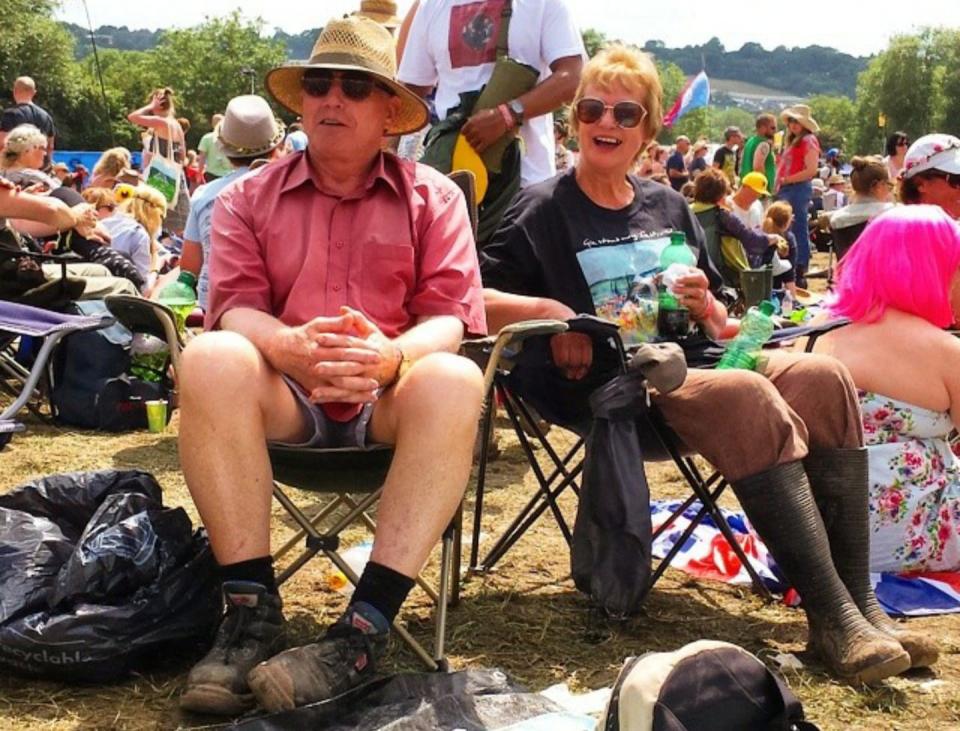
[470,388,497,571]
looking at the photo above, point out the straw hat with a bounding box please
[353,0,401,29]
[265,16,428,136]
[215,95,286,158]
[779,104,820,135]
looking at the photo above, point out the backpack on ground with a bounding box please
[50,300,172,431]
[599,640,819,731]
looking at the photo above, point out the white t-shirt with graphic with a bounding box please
[398,0,585,187]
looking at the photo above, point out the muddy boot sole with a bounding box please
[247,663,297,713]
[808,632,911,686]
[179,683,255,716]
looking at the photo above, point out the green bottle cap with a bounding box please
[758,300,776,317]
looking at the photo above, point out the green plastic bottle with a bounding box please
[717,300,776,371]
[158,270,198,333]
[657,231,697,339]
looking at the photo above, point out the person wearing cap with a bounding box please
[712,126,743,186]
[177,96,287,312]
[730,170,771,230]
[899,133,960,219]
[666,135,690,192]
[824,173,847,210]
[176,17,486,715]
[776,104,821,287]
[740,113,777,187]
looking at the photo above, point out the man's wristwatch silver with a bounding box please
[507,99,526,127]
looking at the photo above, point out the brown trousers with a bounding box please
[652,351,863,482]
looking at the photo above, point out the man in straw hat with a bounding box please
[177,17,486,715]
[178,94,287,312]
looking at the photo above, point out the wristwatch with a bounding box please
[507,99,526,127]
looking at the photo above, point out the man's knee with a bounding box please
[180,330,264,402]
[395,352,484,422]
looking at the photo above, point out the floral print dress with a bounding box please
[861,391,960,572]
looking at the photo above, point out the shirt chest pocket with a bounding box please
[360,243,417,318]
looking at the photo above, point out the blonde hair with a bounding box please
[2,124,46,167]
[763,201,794,234]
[82,187,117,209]
[117,185,167,271]
[92,147,132,180]
[571,44,663,145]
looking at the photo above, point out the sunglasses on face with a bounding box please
[898,140,910,147]
[301,70,393,102]
[575,98,648,129]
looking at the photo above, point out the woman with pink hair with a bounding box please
[813,204,960,572]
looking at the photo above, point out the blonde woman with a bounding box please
[106,184,167,287]
[0,124,58,191]
[127,87,191,235]
[90,147,133,189]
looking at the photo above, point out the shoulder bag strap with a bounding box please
[496,0,513,59]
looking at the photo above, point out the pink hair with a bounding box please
[830,205,960,327]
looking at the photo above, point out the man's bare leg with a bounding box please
[178,330,309,563]
[178,330,309,715]
[248,352,484,712]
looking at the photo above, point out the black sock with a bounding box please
[350,561,415,624]
[219,555,277,593]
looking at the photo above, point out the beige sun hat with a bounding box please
[265,16,428,136]
[215,95,286,158]
[779,104,820,134]
[353,0,401,29]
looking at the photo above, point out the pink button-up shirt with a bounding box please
[206,151,486,339]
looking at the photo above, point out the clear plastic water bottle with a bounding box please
[717,300,776,371]
[657,231,697,339]
[130,334,169,383]
[158,270,198,333]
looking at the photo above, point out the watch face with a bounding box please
[508,100,525,122]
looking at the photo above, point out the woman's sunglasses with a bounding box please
[301,70,394,101]
[575,98,647,129]
[898,139,910,147]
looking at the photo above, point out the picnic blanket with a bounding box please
[651,499,960,617]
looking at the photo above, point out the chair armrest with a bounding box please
[470,319,569,398]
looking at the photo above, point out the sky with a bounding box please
[57,0,960,58]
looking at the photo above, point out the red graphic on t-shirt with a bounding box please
[449,0,506,68]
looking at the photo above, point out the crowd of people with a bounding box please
[2,0,960,720]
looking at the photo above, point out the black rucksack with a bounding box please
[50,301,171,431]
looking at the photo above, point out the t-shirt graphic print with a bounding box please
[576,233,671,345]
[450,0,506,68]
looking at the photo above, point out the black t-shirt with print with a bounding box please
[481,168,721,317]
[481,169,722,428]
[712,145,739,182]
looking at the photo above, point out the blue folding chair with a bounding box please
[0,301,114,446]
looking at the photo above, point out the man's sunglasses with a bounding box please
[575,98,647,129]
[301,70,394,101]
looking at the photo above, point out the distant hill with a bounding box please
[63,23,867,99]
[642,38,868,97]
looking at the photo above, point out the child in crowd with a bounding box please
[762,201,798,295]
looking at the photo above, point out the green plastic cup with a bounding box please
[145,399,168,433]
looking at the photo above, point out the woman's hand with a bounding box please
[69,204,98,233]
[671,268,713,320]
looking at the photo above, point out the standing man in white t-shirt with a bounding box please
[398,0,585,240]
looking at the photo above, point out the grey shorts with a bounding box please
[270,375,376,449]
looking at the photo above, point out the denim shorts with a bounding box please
[270,375,376,449]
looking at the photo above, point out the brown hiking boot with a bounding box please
[247,604,387,713]
[180,581,286,715]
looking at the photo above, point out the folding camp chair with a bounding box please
[0,300,114,445]
[469,317,850,603]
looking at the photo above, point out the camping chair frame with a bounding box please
[469,319,850,602]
